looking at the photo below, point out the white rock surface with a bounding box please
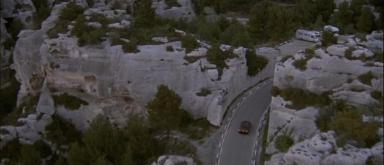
[153,0,196,21]
[151,155,196,165]
[322,145,372,165]
[14,17,278,127]
[36,81,55,115]
[268,39,383,164]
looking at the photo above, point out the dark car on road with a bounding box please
[238,121,252,134]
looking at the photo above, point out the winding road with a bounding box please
[218,82,272,165]
[217,39,314,165]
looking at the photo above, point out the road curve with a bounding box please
[218,82,272,165]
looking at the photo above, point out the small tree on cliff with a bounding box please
[147,85,183,136]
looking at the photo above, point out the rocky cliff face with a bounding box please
[12,1,278,127]
[266,34,384,165]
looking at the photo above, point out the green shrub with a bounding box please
[133,0,156,28]
[32,140,52,158]
[305,48,315,55]
[0,139,50,164]
[166,45,174,52]
[165,0,181,8]
[271,86,280,96]
[123,39,139,53]
[77,28,105,46]
[321,30,337,46]
[372,52,383,63]
[344,47,355,59]
[293,58,307,71]
[275,87,331,109]
[147,85,184,133]
[45,115,81,145]
[280,55,293,63]
[181,34,199,53]
[358,71,375,86]
[0,139,22,161]
[47,2,84,38]
[220,21,252,47]
[88,13,113,27]
[59,2,84,21]
[8,18,24,39]
[53,93,88,110]
[371,90,383,102]
[196,88,211,96]
[0,70,21,121]
[185,119,213,140]
[330,110,379,147]
[275,133,294,152]
[1,95,37,125]
[32,0,51,29]
[19,144,42,165]
[246,50,268,76]
[206,44,236,79]
[47,19,69,38]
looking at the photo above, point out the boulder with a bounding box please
[36,81,55,115]
[153,0,196,21]
[151,155,195,165]
[321,145,372,165]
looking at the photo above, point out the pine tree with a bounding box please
[315,0,335,22]
[248,1,270,43]
[134,0,156,28]
[147,85,183,136]
[356,7,375,33]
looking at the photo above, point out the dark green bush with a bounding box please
[330,110,379,147]
[166,45,174,52]
[358,71,375,86]
[321,30,337,46]
[47,19,69,38]
[53,93,88,110]
[8,18,24,39]
[246,50,268,76]
[196,88,211,96]
[180,118,213,140]
[305,48,315,55]
[181,34,199,53]
[47,2,84,38]
[59,2,84,21]
[206,44,237,79]
[275,87,331,109]
[77,28,105,46]
[0,139,22,161]
[293,58,307,71]
[372,52,383,63]
[45,115,81,145]
[275,134,294,152]
[0,70,20,121]
[32,0,51,29]
[1,95,38,127]
[123,39,139,53]
[165,0,181,8]
[371,90,383,102]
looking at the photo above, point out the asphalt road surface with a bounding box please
[218,82,272,165]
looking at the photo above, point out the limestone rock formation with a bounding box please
[153,0,196,21]
[151,155,196,165]
[266,35,383,164]
[36,81,55,115]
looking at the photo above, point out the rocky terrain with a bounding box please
[1,0,383,164]
[265,32,383,165]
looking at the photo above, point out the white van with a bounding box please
[324,25,340,33]
[295,29,321,42]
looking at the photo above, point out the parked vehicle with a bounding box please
[238,121,252,134]
[295,29,321,42]
[324,25,340,33]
